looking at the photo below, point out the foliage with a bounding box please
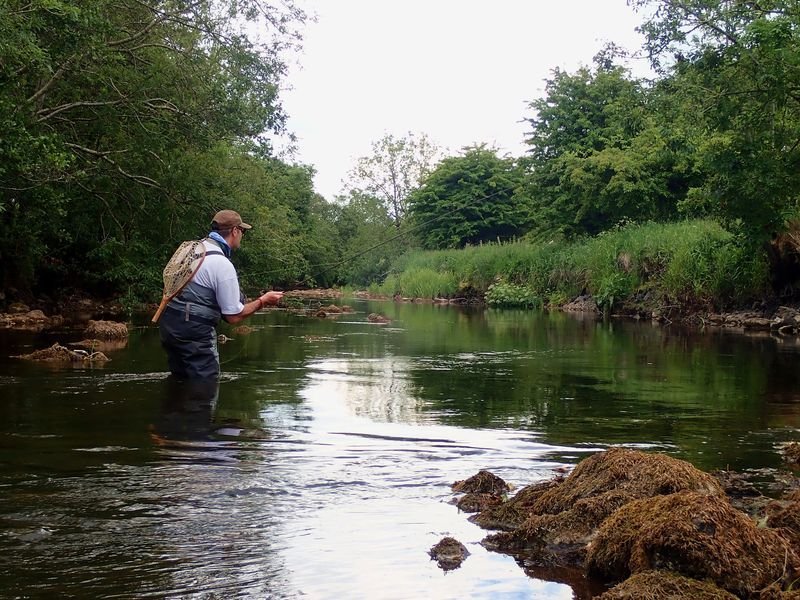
[485,281,541,309]
[0,0,313,299]
[407,145,530,249]
[330,190,403,286]
[344,132,441,228]
[380,220,769,308]
[630,0,800,242]
[522,54,685,238]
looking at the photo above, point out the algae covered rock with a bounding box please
[586,490,800,598]
[14,343,110,363]
[782,442,800,467]
[455,492,503,513]
[428,536,469,571]
[85,319,128,340]
[475,447,724,564]
[597,570,739,600]
[452,469,510,495]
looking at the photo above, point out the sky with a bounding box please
[276,0,652,200]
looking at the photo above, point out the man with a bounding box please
[159,209,283,379]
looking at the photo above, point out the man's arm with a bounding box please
[222,291,283,324]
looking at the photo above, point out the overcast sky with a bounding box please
[276,0,651,200]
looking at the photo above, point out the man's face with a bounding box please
[231,226,245,250]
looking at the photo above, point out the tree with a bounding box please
[345,132,441,228]
[630,0,800,242]
[332,190,399,286]
[0,0,306,296]
[522,54,686,238]
[408,145,529,249]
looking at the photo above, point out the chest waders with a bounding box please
[158,246,227,380]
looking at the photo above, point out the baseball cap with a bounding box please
[211,209,252,231]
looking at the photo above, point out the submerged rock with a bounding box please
[367,313,391,324]
[428,536,470,571]
[14,343,110,363]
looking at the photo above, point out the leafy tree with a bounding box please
[0,0,306,297]
[345,132,441,228]
[408,145,529,249]
[631,0,800,242]
[332,190,400,286]
[522,55,685,238]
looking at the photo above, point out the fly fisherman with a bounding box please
[158,210,283,379]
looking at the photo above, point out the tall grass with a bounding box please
[376,220,769,310]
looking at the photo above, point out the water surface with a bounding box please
[1,300,799,598]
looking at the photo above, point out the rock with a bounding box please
[586,491,800,598]
[0,310,63,331]
[14,343,110,363]
[8,302,30,314]
[428,537,470,571]
[782,442,800,467]
[766,500,800,548]
[367,313,391,324]
[456,493,504,513]
[452,470,510,494]
[597,570,739,600]
[474,448,723,568]
[85,320,128,340]
[562,295,599,314]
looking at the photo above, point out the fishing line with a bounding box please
[246,185,515,284]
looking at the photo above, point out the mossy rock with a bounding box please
[85,319,128,340]
[428,536,469,571]
[597,570,739,599]
[586,490,800,598]
[452,469,510,495]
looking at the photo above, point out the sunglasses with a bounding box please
[235,226,246,235]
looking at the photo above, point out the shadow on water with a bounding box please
[151,376,220,443]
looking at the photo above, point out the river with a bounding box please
[1,299,798,599]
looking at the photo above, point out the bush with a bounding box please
[378,220,770,309]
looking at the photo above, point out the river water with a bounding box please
[1,300,799,599]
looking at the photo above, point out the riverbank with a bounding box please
[371,220,800,325]
[4,286,800,343]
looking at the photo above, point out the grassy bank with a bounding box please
[373,220,770,312]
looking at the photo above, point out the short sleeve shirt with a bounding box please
[191,240,245,315]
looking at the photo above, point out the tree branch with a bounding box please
[37,100,124,122]
[26,58,74,105]
[66,143,163,189]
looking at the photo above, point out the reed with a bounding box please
[377,220,769,309]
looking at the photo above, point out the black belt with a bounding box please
[164,304,218,326]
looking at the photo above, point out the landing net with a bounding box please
[151,240,207,323]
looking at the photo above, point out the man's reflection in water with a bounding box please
[151,376,220,444]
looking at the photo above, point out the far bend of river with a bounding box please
[1,299,799,599]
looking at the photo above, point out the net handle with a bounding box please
[151,250,208,324]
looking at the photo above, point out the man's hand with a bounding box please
[259,291,284,306]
